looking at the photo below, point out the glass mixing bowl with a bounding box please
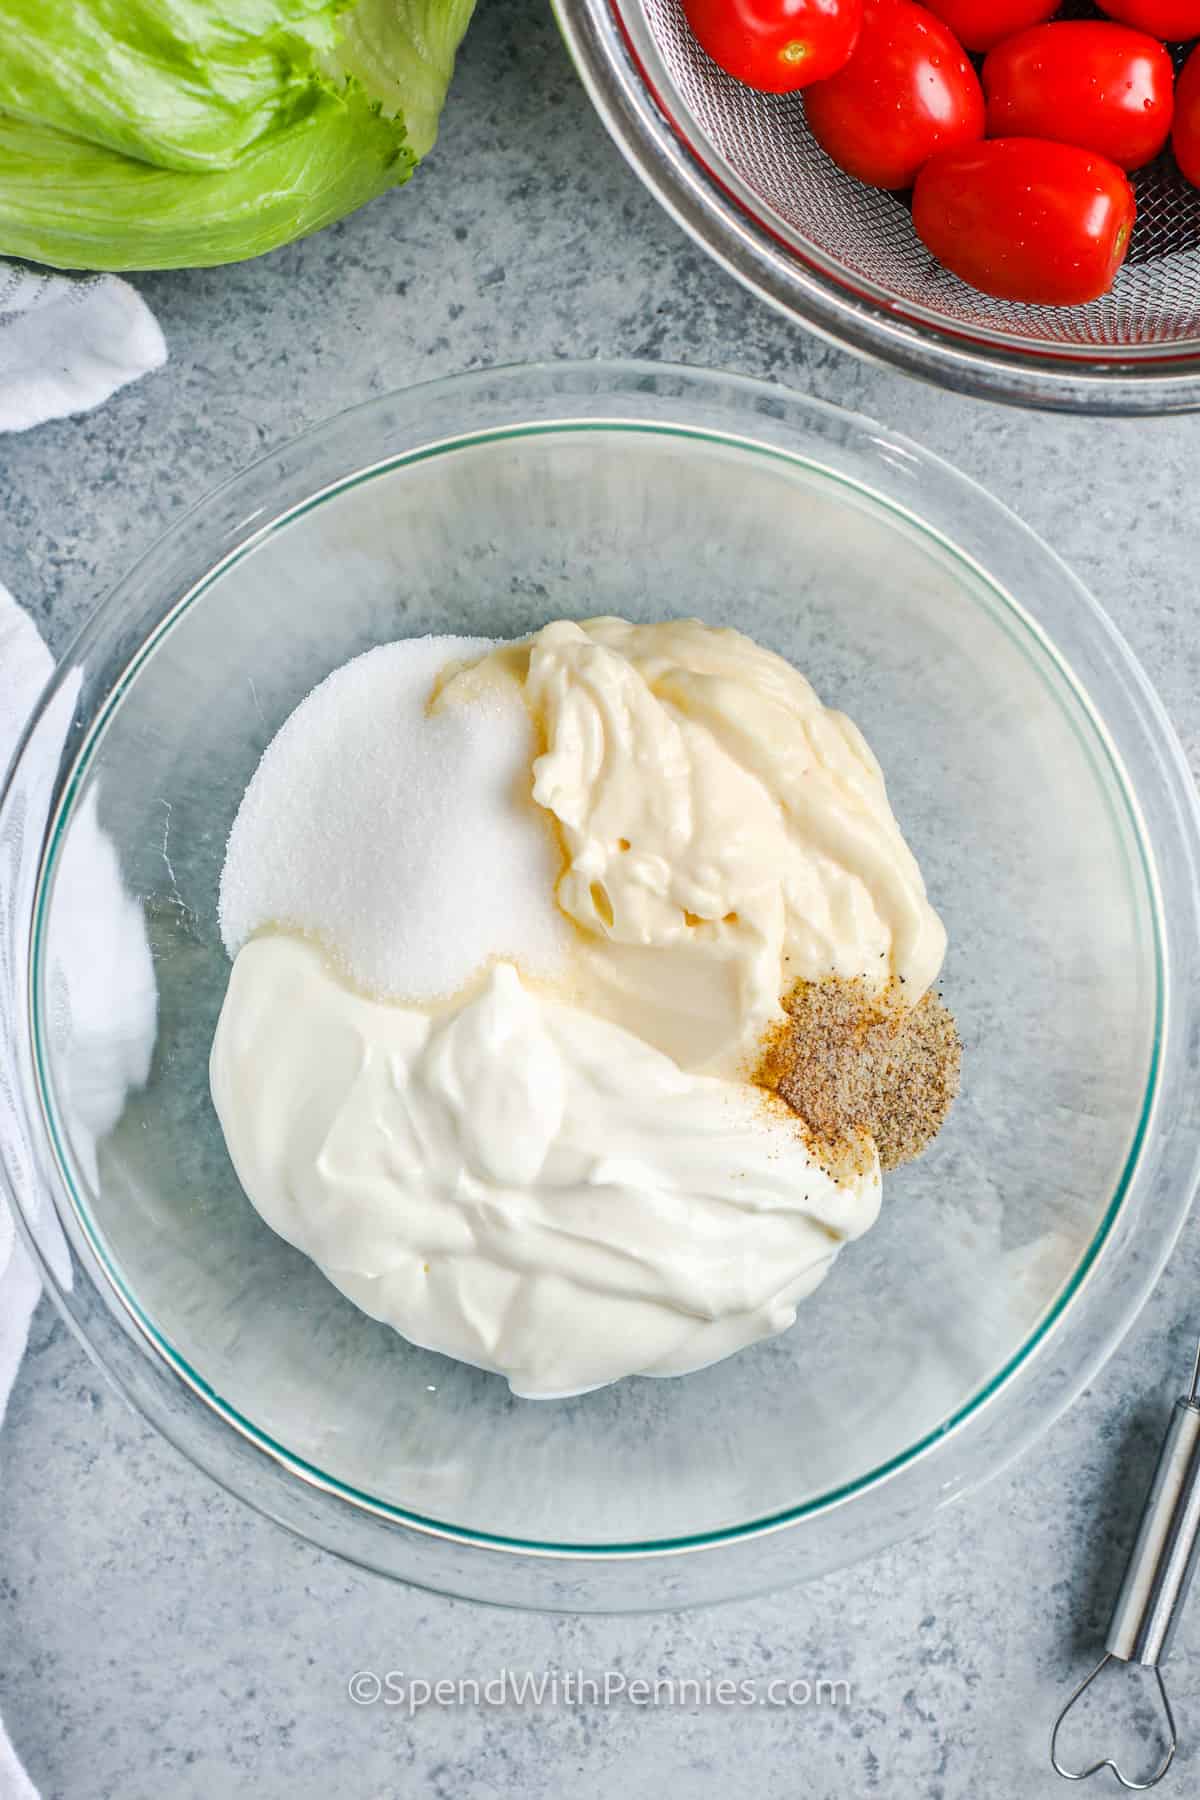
[4,362,1199,1610]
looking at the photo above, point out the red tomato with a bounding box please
[984,23,1174,172]
[1095,0,1200,39]
[803,0,984,190]
[919,0,1057,54]
[683,0,864,92]
[912,138,1136,305]
[1175,45,1200,188]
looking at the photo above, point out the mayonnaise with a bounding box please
[439,618,946,1074]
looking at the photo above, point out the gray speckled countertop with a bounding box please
[3,1,1200,1795]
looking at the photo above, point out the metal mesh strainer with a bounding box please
[553,0,1200,408]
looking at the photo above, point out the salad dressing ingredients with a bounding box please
[211,933,882,1398]
[445,617,947,1076]
[758,978,961,1170]
[212,619,957,1396]
[219,635,570,1002]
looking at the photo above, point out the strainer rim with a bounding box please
[553,0,1200,413]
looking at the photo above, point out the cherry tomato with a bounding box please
[803,0,984,190]
[1095,0,1200,40]
[984,23,1174,172]
[1175,45,1200,189]
[683,0,864,92]
[919,0,1057,54]
[912,138,1136,305]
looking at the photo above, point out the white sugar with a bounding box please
[219,635,570,1002]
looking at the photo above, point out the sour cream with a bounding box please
[211,933,880,1398]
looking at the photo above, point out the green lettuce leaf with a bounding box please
[333,0,478,160]
[0,93,412,270]
[0,1,351,171]
[0,0,473,270]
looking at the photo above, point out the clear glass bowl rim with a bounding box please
[5,361,1200,1607]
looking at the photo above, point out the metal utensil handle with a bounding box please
[1107,1397,1200,1669]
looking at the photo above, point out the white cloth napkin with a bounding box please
[0,594,52,1800]
[0,248,164,1412]
[0,591,57,1411]
[0,262,165,433]
[1,264,164,1796]
[0,588,160,1800]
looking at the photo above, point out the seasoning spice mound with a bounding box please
[756,979,962,1172]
